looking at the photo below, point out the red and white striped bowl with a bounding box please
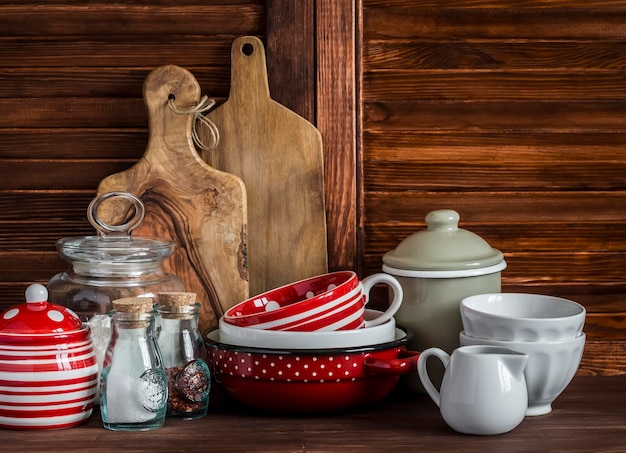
[223,271,403,332]
[0,284,98,430]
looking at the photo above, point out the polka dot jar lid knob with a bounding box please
[0,283,83,334]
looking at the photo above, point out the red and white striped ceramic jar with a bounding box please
[0,284,98,430]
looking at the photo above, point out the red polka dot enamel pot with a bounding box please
[205,327,419,414]
[0,284,98,430]
[222,271,403,332]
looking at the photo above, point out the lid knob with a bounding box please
[87,191,145,238]
[25,283,48,304]
[426,209,460,232]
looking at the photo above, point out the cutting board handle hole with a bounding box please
[168,93,176,101]
[241,43,255,56]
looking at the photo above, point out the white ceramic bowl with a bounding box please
[459,331,586,416]
[218,309,396,349]
[460,293,586,342]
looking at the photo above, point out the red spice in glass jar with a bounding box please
[156,293,210,419]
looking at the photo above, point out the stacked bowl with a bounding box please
[205,271,419,414]
[460,293,587,416]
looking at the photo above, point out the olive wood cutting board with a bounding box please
[97,65,248,333]
[201,36,328,296]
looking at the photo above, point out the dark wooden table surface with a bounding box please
[3,375,625,452]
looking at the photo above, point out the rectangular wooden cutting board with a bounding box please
[97,65,248,333]
[201,36,328,296]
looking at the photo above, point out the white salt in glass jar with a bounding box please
[100,297,167,431]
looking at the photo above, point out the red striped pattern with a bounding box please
[0,337,98,429]
[224,271,360,327]
[279,294,365,331]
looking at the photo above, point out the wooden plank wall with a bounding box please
[0,1,264,305]
[1,0,624,377]
[361,0,626,375]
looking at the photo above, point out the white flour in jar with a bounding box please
[87,313,112,405]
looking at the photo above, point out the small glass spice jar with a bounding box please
[155,292,210,420]
[100,297,168,431]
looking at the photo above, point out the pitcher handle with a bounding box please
[417,347,451,408]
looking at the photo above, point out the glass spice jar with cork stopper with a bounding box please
[155,292,210,420]
[100,297,168,431]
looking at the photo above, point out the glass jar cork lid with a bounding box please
[112,297,155,328]
[155,292,198,320]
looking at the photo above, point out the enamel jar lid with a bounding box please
[0,284,88,343]
[0,284,98,430]
[382,209,506,278]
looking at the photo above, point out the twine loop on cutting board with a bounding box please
[168,94,220,152]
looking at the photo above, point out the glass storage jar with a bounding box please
[47,192,185,403]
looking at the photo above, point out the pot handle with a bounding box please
[363,350,420,376]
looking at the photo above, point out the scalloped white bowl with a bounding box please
[461,293,586,342]
[459,331,585,416]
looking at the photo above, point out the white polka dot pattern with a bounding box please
[2,309,19,320]
[223,271,361,330]
[0,296,82,334]
[47,310,65,323]
[213,351,363,382]
[210,347,403,384]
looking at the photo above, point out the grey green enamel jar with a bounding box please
[382,209,506,392]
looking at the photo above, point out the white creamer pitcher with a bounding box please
[418,345,529,435]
